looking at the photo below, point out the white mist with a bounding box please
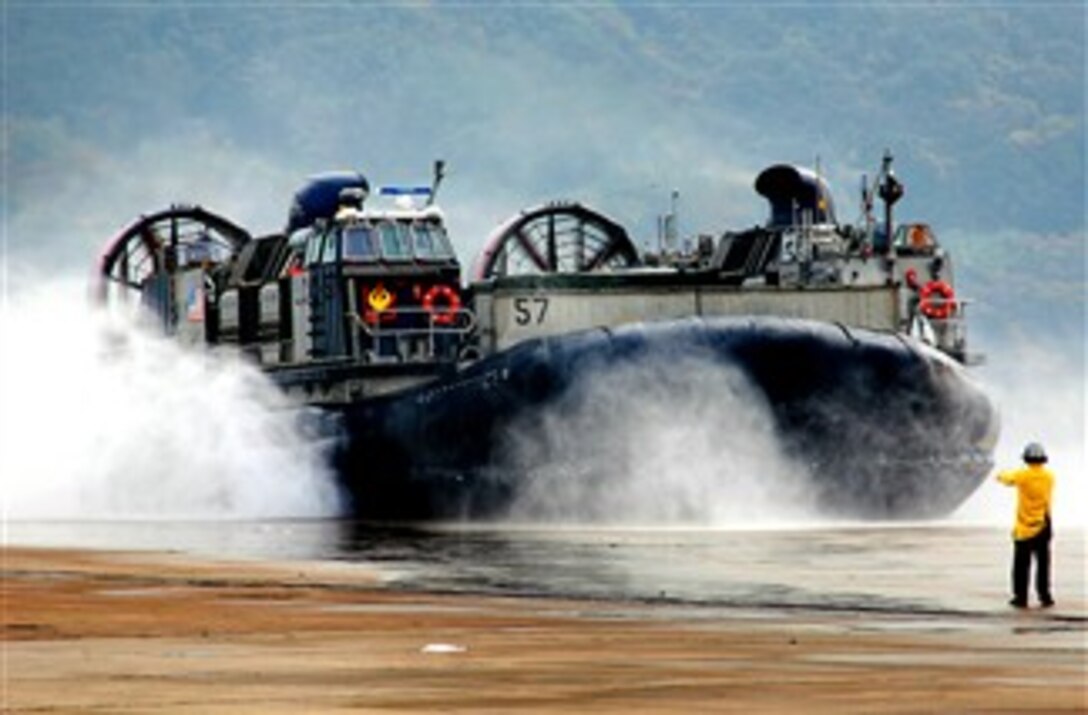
[0,277,343,520]
[503,353,818,526]
[955,343,1086,528]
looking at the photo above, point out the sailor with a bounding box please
[996,442,1055,608]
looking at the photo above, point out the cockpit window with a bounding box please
[894,223,937,252]
[412,222,454,260]
[377,221,411,260]
[342,224,377,262]
[304,231,324,266]
[321,228,339,263]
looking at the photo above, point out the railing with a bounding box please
[348,306,477,364]
[910,297,971,362]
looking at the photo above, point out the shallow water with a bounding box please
[7,520,1085,621]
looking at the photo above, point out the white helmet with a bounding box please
[1022,442,1048,464]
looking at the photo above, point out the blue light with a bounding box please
[379,186,432,196]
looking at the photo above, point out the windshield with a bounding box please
[304,230,324,266]
[342,225,377,261]
[377,221,412,260]
[412,222,455,260]
[894,223,936,251]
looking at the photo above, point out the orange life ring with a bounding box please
[422,284,461,325]
[919,280,955,320]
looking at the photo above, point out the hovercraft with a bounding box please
[96,153,999,520]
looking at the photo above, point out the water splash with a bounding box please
[0,276,343,520]
[502,353,819,526]
[954,343,1086,528]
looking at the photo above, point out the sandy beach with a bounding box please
[3,545,1085,713]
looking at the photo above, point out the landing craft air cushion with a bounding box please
[96,153,999,520]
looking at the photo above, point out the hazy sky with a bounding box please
[3,2,1084,342]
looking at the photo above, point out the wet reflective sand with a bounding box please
[4,522,1085,712]
[8,520,1086,616]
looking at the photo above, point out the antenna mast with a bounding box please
[427,160,446,206]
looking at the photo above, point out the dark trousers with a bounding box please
[1012,519,1052,603]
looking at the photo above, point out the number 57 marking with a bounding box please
[513,297,549,326]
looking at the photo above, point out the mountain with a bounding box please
[4,2,1084,351]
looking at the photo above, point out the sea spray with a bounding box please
[955,343,1086,527]
[501,352,818,525]
[0,277,343,520]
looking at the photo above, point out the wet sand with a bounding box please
[3,546,1086,713]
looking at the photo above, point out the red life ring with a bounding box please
[422,284,461,325]
[919,280,955,320]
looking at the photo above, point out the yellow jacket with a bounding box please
[997,464,1054,540]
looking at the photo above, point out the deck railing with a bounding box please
[348,307,477,364]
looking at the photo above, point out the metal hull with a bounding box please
[330,316,998,521]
